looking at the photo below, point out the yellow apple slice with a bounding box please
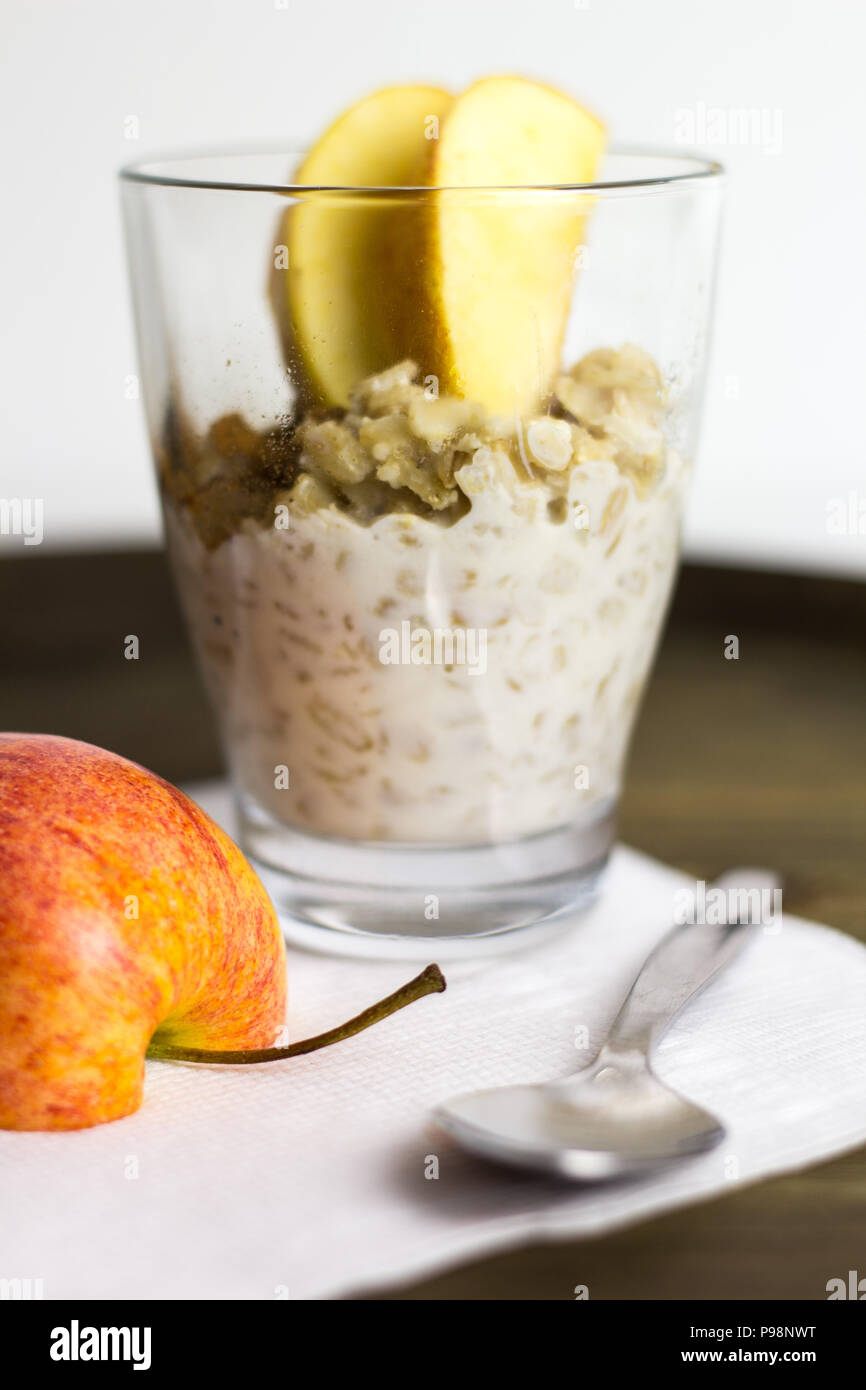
[278,85,453,408]
[408,76,605,416]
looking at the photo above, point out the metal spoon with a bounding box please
[434,869,780,1180]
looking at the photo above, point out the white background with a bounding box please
[1,0,864,574]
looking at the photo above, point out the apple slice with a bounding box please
[406,76,605,416]
[279,85,453,409]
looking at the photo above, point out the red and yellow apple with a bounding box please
[0,734,443,1131]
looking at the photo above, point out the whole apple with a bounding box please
[0,734,445,1132]
[0,733,287,1130]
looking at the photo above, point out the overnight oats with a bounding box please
[121,76,723,948]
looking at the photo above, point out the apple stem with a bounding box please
[146,963,446,1064]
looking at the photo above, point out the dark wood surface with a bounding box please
[1,548,864,1299]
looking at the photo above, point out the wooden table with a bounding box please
[2,550,864,1299]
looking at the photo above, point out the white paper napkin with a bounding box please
[2,780,866,1301]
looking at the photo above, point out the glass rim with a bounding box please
[118,143,725,196]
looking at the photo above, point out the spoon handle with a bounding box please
[599,869,781,1064]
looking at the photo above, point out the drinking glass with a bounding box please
[120,150,723,954]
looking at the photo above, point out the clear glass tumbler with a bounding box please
[120,150,723,953]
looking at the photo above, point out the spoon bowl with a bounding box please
[435,1063,725,1180]
[434,869,780,1181]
